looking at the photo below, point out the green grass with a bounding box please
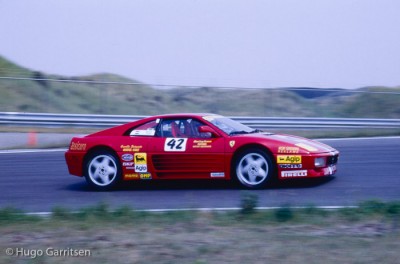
[1,200,399,227]
[0,200,399,263]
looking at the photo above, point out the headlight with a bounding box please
[314,157,326,168]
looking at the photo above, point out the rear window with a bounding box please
[129,120,158,136]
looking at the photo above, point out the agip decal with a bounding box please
[134,153,147,172]
[277,155,302,164]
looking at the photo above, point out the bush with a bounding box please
[304,205,328,217]
[274,205,294,222]
[0,207,21,222]
[52,206,71,220]
[240,192,259,215]
[359,200,386,215]
[0,207,40,223]
[386,202,400,217]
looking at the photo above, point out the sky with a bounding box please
[0,0,400,89]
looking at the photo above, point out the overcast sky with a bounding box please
[1,0,399,89]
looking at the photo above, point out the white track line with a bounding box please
[0,148,67,154]
[24,205,359,217]
[318,136,400,141]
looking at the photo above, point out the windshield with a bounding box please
[203,116,256,135]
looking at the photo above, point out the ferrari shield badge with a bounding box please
[229,140,235,148]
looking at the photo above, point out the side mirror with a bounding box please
[198,125,219,138]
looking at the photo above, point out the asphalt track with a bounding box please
[0,137,399,212]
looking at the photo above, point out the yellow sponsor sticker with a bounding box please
[140,173,152,179]
[134,153,147,164]
[277,155,302,164]
[134,153,147,172]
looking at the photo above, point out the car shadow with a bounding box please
[65,176,335,192]
[269,176,335,189]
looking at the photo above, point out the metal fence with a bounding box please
[1,112,399,130]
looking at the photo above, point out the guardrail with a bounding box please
[1,112,400,129]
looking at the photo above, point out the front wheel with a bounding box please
[234,148,275,189]
[84,151,121,191]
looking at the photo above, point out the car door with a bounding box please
[148,118,226,179]
[111,119,159,180]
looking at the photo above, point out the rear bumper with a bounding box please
[65,151,85,177]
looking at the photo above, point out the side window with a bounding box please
[191,119,212,139]
[129,120,158,136]
[158,118,212,138]
[159,119,186,138]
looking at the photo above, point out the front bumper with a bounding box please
[277,151,339,179]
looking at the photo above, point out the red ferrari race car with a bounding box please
[65,114,339,190]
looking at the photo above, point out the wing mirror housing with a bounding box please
[198,125,219,137]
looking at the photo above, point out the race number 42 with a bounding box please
[164,138,187,152]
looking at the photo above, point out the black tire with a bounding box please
[233,148,275,189]
[84,151,122,191]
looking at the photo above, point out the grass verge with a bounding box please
[0,200,399,264]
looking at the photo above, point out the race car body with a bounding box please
[65,113,339,190]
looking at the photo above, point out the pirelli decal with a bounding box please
[281,170,307,177]
[277,155,302,164]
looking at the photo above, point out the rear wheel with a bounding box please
[84,151,121,191]
[234,148,275,189]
